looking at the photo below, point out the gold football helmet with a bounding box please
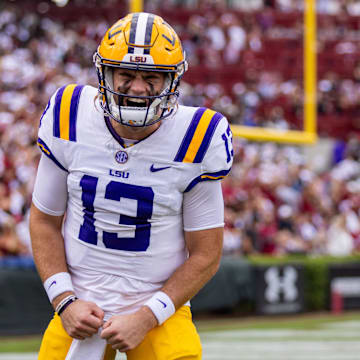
[94,12,188,127]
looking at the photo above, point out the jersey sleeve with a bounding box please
[182,109,233,192]
[32,154,68,216]
[37,84,84,172]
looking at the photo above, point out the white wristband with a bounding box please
[43,272,74,303]
[144,291,176,325]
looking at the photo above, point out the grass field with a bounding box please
[1,312,360,359]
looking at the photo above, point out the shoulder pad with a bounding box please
[174,107,223,163]
[37,84,84,171]
[52,84,84,142]
[183,112,233,192]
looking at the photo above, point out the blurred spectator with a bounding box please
[223,13,246,64]
[0,220,29,257]
[326,213,354,256]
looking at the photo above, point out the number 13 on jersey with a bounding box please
[222,125,233,163]
[78,175,154,252]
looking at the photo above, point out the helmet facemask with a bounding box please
[94,54,186,127]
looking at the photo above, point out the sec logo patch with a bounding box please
[115,150,128,164]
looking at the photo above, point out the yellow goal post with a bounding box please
[129,0,317,145]
[231,0,317,144]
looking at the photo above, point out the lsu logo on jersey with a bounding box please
[109,169,129,178]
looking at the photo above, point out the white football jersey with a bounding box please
[37,84,233,315]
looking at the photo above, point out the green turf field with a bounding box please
[1,312,360,359]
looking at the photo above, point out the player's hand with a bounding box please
[60,299,105,340]
[100,306,157,352]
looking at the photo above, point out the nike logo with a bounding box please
[156,299,167,308]
[150,164,171,172]
[48,281,56,290]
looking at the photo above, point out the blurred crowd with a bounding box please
[223,136,360,256]
[1,0,360,260]
[175,0,360,135]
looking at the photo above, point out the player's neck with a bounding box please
[109,118,161,141]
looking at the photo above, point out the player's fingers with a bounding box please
[105,335,117,345]
[83,314,103,329]
[101,320,111,330]
[74,331,91,339]
[66,327,90,339]
[114,345,129,352]
[105,335,127,348]
[77,330,95,338]
[90,304,105,320]
[74,322,99,337]
[112,342,130,352]
[100,324,114,339]
[71,334,85,340]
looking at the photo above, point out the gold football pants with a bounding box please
[38,305,202,360]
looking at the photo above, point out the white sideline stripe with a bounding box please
[0,356,37,360]
[2,321,360,360]
[201,340,360,360]
[203,340,360,350]
[326,320,360,329]
[0,353,126,360]
[203,355,360,360]
[201,329,360,339]
[2,352,359,360]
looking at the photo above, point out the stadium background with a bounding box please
[1,0,360,358]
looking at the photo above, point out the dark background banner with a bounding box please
[0,267,53,336]
[2,256,360,335]
[0,257,253,336]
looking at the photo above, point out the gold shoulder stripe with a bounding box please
[183,109,216,163]
[59,84,77,141]
[54,84,83,141]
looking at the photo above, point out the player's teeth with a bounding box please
[128,98,145,103]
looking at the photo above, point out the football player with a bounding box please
[30,12,233,360]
